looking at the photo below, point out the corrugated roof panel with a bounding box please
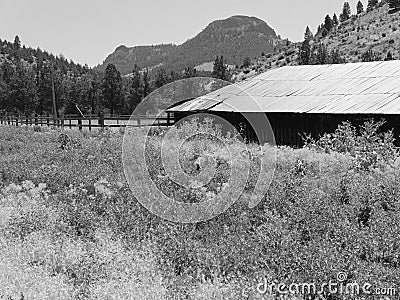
[170,61,400,115]
[374,95,400,114]
[354,94,396,112]
[170,98,221,112]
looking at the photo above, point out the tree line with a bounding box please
[298,0,398,66]
[0,37,232,116]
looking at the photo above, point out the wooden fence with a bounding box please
[0,112,174,131]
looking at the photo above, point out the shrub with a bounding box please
[304,119,398,170]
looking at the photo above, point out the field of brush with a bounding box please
[0,120,399,300]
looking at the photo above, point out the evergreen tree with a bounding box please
[367,0,378,11]
[321,27,329,37]
[315,43,329,65]
[304,26,313,41]
[298,39,311,65]
[243,57,251,68]
[333,14,339,26]
[142,68,150,99]
[13,35,21,50]
[324,15,334,31]
[330,49,346,64]
[154,67,168,89]
[36,63,56,114]
[184,66,197,78]
[361,49,380,62]
[128,65,142,112]
[340,2,351,22]
[385,51,394,60]
[211,56,231,81]
[388,0,400,13]
[101,64,122,115]
[357,0,365,14]
[7,61,38,113]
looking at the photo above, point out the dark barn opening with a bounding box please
[172,111,400,147]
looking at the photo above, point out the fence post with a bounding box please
[99,111,105,130]
[78,116,82,131]
[34,113,38,126]
[88,117,92,131]
[16,115,19,127]
[47,113,50,127]
[60,112,64,128]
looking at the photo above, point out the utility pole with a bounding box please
[50,64,57,125]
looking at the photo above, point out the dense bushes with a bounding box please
[1,120,400,299]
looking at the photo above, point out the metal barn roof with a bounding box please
[168,61,400,114]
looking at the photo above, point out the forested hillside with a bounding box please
[0,37,229,116]
[236,0,400,80]
[98,15,285,75]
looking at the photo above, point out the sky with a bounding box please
[1,0,361,67]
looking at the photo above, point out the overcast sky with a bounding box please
[1,0,361,67]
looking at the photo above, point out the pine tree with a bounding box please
[13,35,21,50]
[142,68,150,98]
[330,49,346,64]
[154,67,168,89]
[304,26,313,41]
[340,2,351,22]
[128,64,142,112]
[298,39,311,65]
[315,43,329,65]
[321,27,329,37]
[243,57,251,68]
[333,14,339,26]
[367,0,378,11]
[101,64,122,115]
[324,15,334,31]
[362,49,380,62]
[211,56,231,81]
[357,0,364,14]
[388,0,400,13]
[385,51,394,60]
[184,66,197,78]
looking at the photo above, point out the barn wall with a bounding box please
[173,112,400,147]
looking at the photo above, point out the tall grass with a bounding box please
[0,121,399,299]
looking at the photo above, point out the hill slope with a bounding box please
[97,15,284,75]
[236,1,400,81]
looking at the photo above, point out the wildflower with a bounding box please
[94,178,114,198]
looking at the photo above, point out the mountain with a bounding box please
[97,15,284,75]
[237,1,400,81]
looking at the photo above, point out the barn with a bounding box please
[168,61,400,146]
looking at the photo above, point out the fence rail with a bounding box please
[0,113,175,131]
